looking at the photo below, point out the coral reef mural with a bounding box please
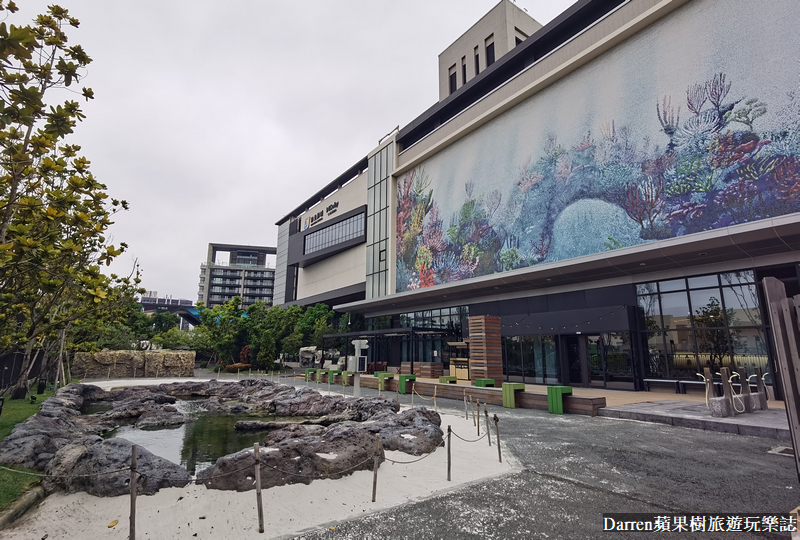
[397,70,800,292]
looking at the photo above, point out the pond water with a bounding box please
[91,400,310,474]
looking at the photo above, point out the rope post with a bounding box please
[328,376,331,396]
[372,435,381,503]
[130,444,137,540]
[434,385,438,413]
[484,403,491,446]
[470,396,476,426]
[411,383,415,407]
[476,400,480,437]
[464,394,468,420]
[447,425,452,482]
[395,385,399,405]
[254,443,264,534]
[237,368,240,381]
[493,414,502,464]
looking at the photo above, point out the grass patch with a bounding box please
[0,388,54,442]
[0,388,54,511]
[0,464,39,511]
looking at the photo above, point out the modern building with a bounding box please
[274,0,800,395]
[197,243,276,308]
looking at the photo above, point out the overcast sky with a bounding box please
[14,0,576,301]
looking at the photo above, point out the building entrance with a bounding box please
[564,333,634,390]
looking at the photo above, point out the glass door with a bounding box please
[587,334,606,388]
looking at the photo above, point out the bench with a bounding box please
[326,369,342,383]
[439,376,458,384]
[474,378,495,388]
[398,374,416,394]
[375,371,394,391]
[317,369,330,382]
[643,378,681,393]
[502,382,526,408]
[547,385,572,414]
[304,368,318,382]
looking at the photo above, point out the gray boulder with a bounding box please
[135,409,190,429]
[197,423,381,491]
[43,437,191,497]
[363,407,444,455]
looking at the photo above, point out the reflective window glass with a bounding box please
[659,279,686,292]
[723,285,762,326]
[695,328,732,372]
[688,275,719,289]
[690,289,725,328]
[637,294,662,330]
[660,292,691,330]
[636,282,657,296]
[720,270,755,285]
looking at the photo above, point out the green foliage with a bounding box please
[281,330,303,355]
[150,312,179,334]
[255,333,275,369]
[197,298,245,365]
[0,4,134,390]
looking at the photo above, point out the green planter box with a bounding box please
[547,386,573,414]
[502,382,526,408]
[398,374,416,394]
[474,378,495,387]
[439,376,457,384]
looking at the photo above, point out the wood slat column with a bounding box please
[468,315,503,382]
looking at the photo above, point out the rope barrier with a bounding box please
[450,430,488,444]
[384,452,434,465]
[412,386,434,401]
[0,464,130,479]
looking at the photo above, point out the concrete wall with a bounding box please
[297,244,367,300]
[397,0,800,294]
[437,0,541,100]
[298,171,367,231]
[73,350,195,379]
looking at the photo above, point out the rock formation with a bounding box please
[0,379,442,497]
[73,349,195,378]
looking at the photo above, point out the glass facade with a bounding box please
[366,144,392,299]
[304,213,365,255]
[636,270,769,380]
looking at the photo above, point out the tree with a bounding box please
[151,311,180,334]
[197,298,245,365]
[0,3,131,394]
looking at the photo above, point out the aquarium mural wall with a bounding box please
[396,0,800,292]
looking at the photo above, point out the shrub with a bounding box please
[225,363,253,373]
[199,362,208,369]
[211,365,223,373]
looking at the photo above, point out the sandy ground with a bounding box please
[2,378,515,539]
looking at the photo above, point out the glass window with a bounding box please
[732,328,768,375]
[663,329,697,379]
[695,329,732,373]
[720,270,755,285]
[659,278,686,292]
[723,285,762,326]
[637,294,662,330]
[688,275,719,289]
[660,292,691,330]
[690,289,725,328]
[636,282,657,296]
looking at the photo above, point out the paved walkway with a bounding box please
[190,368,790,442]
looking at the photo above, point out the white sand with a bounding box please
[3,379,516,539]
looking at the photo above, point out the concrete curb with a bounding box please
[597,408,791,441]
[0,485,46,531]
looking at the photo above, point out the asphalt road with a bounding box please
[281,380,797,540]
